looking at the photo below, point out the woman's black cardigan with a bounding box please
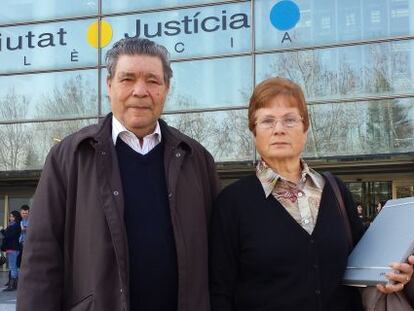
[1,222,21,251]
[210,174,365,311]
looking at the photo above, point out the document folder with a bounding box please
[343,196,414,287]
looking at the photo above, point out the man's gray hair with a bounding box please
[105,37,173,86]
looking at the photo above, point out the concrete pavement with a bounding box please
[0,271,17,311]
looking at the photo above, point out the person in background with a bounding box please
[376,201,384,214]
[356,203,364,218]
[1,210,22,291]
[17,204,30,268]
[356,203,369,229]
[210,77,414,311]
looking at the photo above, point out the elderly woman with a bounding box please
[210,77,414,311]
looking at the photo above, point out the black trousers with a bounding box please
[17,243,23,268]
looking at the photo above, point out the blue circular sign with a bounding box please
[270,1,300,31]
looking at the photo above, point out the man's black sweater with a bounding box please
[116,138,178,311]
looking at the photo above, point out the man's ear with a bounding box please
[106,76,112,90]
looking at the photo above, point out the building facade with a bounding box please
[0,0,413,224]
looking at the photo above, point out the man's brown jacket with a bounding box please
[17,114,220,311]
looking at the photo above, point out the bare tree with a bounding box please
[37,74,97,120]
[165,90,253,162]
[31,74,98,158]
[0,89,31,170]
[212,110,252,161]
[263,50,365,157]
[164,94,213,143]
[364,44,414,153]
[30,119,94,168]
[17,75,98,169]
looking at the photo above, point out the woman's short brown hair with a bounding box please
[248,77,309,133]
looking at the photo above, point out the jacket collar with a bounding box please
[158,118,194,155]
[71,113,194,155]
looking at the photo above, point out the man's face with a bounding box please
[107,54,169,137]
[21,209,29,220]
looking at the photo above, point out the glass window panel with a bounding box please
[168,56,252,111]
[256,40,414,101]
[390,0,410,35]
[303,98,414,158]
[313,0,336,43]
[371,182,392,213]
[163,109,253,162]
[103,2,251,60]
[395,182,414,198]
[338,0,362,41]
[101,56,252,114]
[102,0,231,14]
[363,0,387,37]
[0,19,98,74]
[346,182,364,207]
[0,119,96,171]
[101,77,111,116]
[255,0,413,51]
[0,0,97,24]
[0,70,98,122]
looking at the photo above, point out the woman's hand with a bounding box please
[376,255,414,294]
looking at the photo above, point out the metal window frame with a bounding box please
[0,0,413,163]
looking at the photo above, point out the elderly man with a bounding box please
[17,38,220,311]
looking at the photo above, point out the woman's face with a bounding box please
[254,96,307,164]
[9,214,15,222]
[376,203,382,212]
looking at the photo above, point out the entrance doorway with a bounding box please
[345,181,392,221]
[345,178,414,222]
